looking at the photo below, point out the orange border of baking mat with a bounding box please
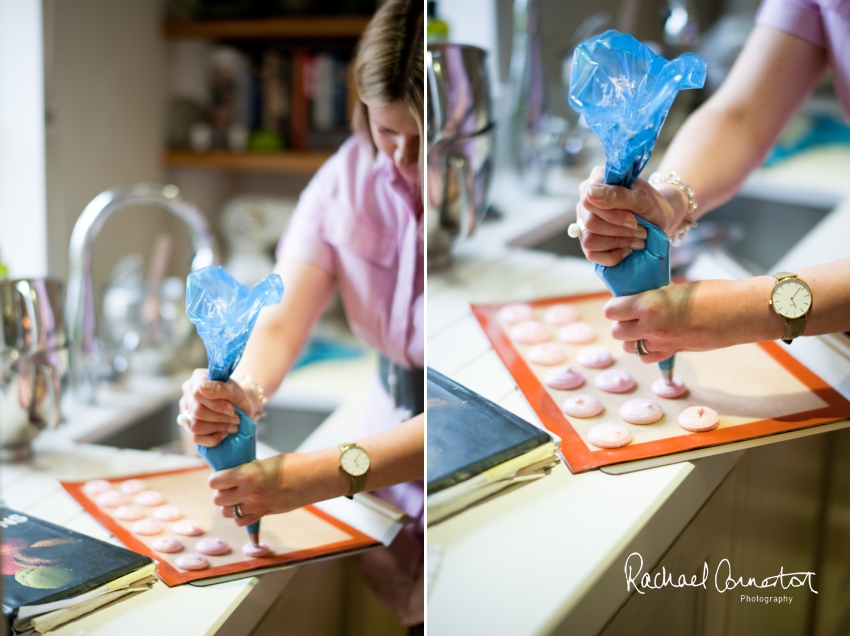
[61,465,378,586]
[472,291,850,474]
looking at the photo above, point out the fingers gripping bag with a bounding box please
[569,30,705,372]
[186,266,284,535]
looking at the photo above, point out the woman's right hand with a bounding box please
[179,369,254,447]
[577,166,687,267]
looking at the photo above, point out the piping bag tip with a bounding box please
[659,355,675,382]
[248,521,260,545]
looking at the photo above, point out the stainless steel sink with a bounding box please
[89,401,332,455]
[517,194,834,276]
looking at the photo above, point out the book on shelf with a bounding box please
[168,43,356,157]
[1,508,155,635]
[426,369,562,525]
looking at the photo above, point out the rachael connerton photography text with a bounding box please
[624,552,818,595]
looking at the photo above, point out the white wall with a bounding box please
[44,0,182,287]
[0,0,47,279]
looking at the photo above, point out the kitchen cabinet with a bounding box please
[598,432,847,636]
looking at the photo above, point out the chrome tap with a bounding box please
[66,183,217,403]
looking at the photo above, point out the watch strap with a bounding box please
[782,316,806,345]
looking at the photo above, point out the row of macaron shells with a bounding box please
[83,479,267,569]
[499,303,718,449]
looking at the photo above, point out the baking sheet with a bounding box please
[471,292,850,473]
[62,466,378,586]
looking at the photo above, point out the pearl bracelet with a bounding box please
[235,374,268,420]
[648,171,699,247]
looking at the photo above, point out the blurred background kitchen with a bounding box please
[0,2,414,634]
[427,0,850,272]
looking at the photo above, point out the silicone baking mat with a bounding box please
[472,291,850,473]
[62,465,378,586]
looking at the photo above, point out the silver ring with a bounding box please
[233,504,244,519]
[634,340,650,357]
[176,410,192,426]
[567,217,586,239]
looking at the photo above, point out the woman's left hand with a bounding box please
[604,279,772,363]
[208,449,347,527]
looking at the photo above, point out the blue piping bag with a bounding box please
[186,266,284,543]
[569,30,706,379]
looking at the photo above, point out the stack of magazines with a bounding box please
[427,370,561,525]
[1,508,155,635]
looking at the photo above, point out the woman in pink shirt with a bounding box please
[575,0,850,359]
[179,0,424,627]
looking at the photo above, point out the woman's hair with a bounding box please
[352,0,424,184]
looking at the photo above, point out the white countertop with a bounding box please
[0,353,380,636]
[426,147,850,635]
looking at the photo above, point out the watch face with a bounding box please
[771,278,812,319]
[341,447,370,477]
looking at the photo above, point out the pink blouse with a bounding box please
[277,133,424,626]
[277,134,424,370]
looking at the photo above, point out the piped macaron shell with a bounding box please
[510,320,550,344]
[175,553,209,571]
[652,377,688,399]
[83,479,112,495]
[96,490,128,508]
[499,303,534,323]
[576,345,613,369]
[134,490,165,507]
[557,322,596,344]
[526,343,566,366]
[119,479,148,495]
[543,366,585,390]
[561,394,604,418]
[151,537,184,554]
[172,520,204,536]
[595,369,636,393]
[153,505,183,521]
[195,537,230,556]
[114,505,146,521]
[619,398,664,425]
[678,406,720,432]
[543,304,580,325]
[131,519,163,536]
[242,542,272,557]
[587,423,633,449]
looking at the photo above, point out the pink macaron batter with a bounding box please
[595,369,636,394]
[561,394,604,418]
[587,423,633,449]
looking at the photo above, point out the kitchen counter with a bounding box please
[426,148,850,635]
[0,353,381,636]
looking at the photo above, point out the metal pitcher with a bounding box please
[0,278,68,461]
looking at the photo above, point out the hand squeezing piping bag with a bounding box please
[569,30,706,380]
[186,266,284,542]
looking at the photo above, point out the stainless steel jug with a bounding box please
[0,278,68,461]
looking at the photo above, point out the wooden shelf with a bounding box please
[163,16,370,39]
[164,150,332,174]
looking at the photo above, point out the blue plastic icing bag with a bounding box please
[568,30,706,188]
[185,267,284,535]
[569,31,706,373]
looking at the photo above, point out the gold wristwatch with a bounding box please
[769,272,813,344]
[339,443,371,499]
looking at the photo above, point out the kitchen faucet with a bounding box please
[66,183,217,403]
